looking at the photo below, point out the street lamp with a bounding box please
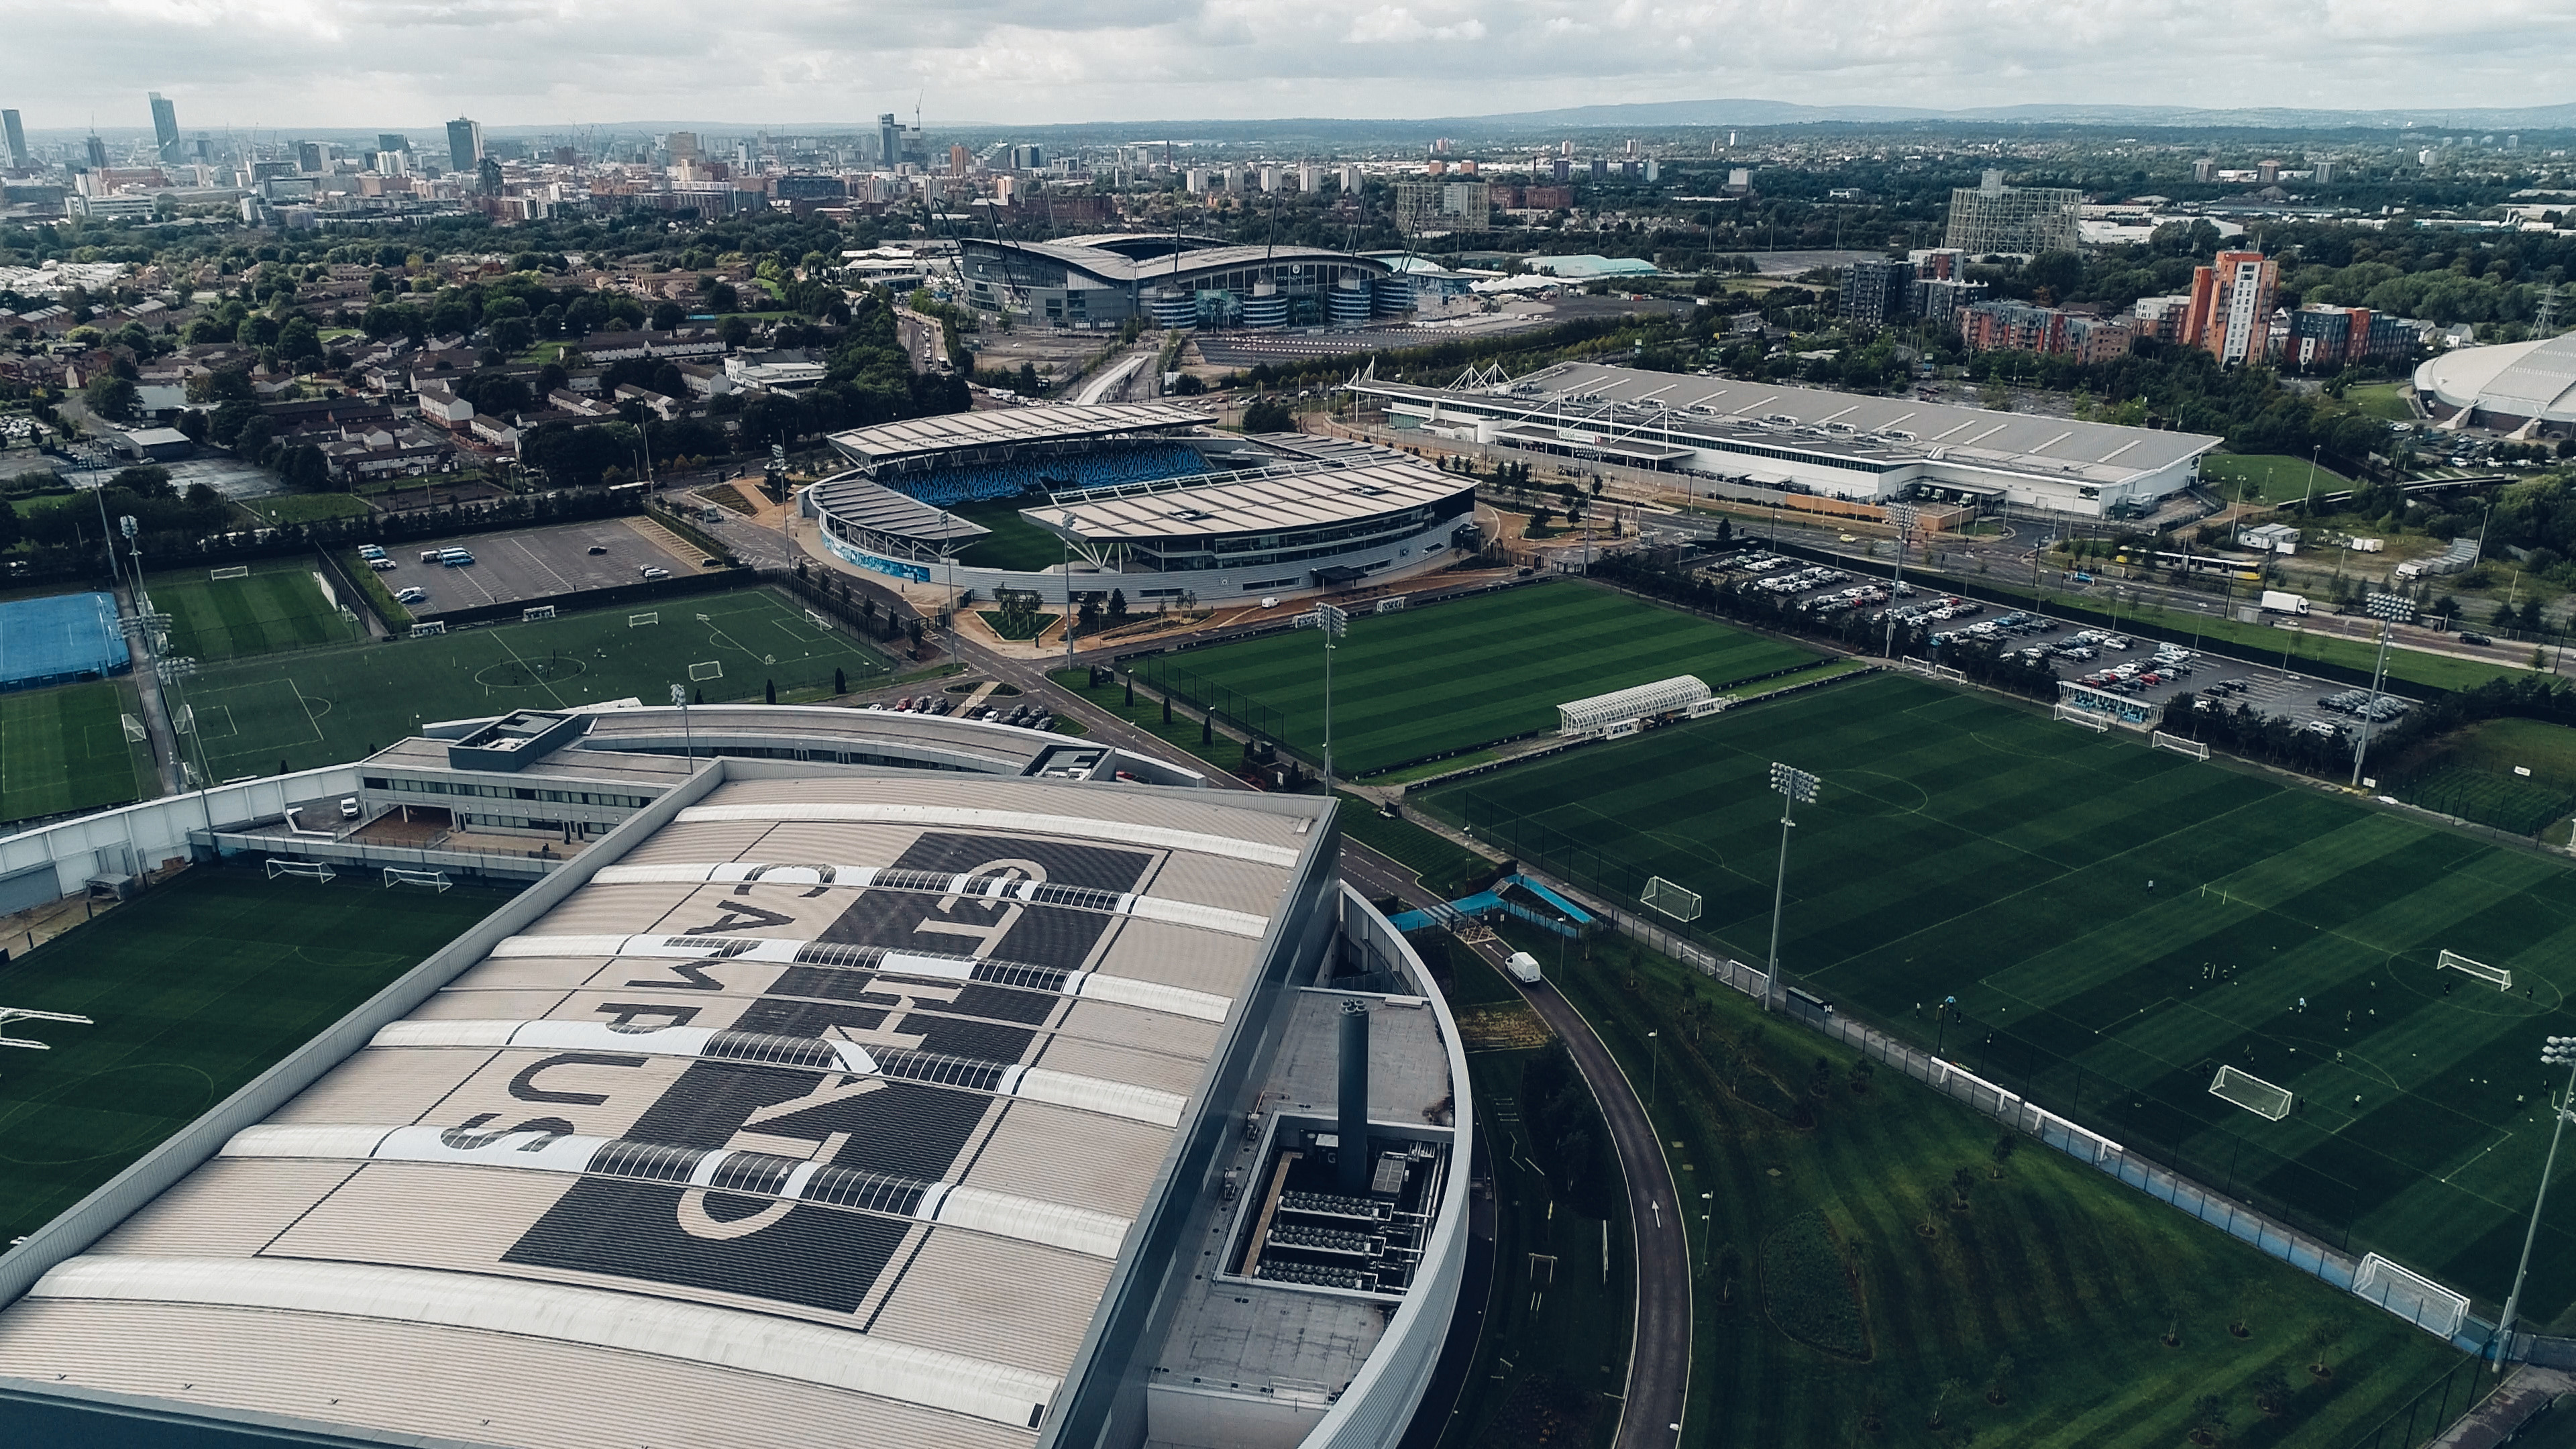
[2494,1035,2576,1371]
[1647,1029,1662,1111]
[1316,603,1348,794]
[1764,762,1819,1012]
[1699,1191,1715,1274]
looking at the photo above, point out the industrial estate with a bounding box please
[12,59,2576,1449]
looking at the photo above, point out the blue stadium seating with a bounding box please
[884,443,1208,508]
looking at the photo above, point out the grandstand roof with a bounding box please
[1033,457,1470,544]
[806,472,994,543]
[964,238,1393,288]
[0,770,1326,1449]
[826,404,1212,470]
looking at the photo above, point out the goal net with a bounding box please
[265,859,336,883]
[383,867,452,892]
[523,605,557,622]
[2353,1253,2471,1339]
[410,621,447,638]
[629,612,659,627]
[688,660,724,682]
[172,704,194,735]
[2438,950,2512,991]
[2209,1065,2293,1121]
[2151,732,2210,761]
[2053,702,2110,733]
[209,566,250,581]
[121,714,146,742]
[805,608,833,631]
[1642,876,1703,922]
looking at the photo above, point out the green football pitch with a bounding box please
[0,868,509,1244]
[171,586,894,778]
[0,680,154,824]
[1426,671,2576,1324]
[1141,581,1819,776]
[147,560,361,661]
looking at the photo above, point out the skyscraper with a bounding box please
[2,110,26,170]
[2181,250,2279,367]
[446,117,482,174]
[378,133,409,156]
[84,134,107,170]
[148,92,180,163]
[878,113,902,168]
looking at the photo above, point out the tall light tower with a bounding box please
[2495,1035,2576,1371]
[2349,621,2396,789]
[1882,500,1919,659]
[671,684,694,761]
[1764,762,1819,1012]
[1316,602,1348,793]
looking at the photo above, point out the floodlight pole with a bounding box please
[1318,603,1348,794]
[671,684,692,762]
[1764,763,1818,1013]
[1882,502,1917,659]
[2349,625,2394,789]
[1699,1191,1715,1274]
[2494,1038,2576,1372]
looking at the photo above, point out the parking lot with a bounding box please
[1704,547,2408,737]
[373,519,709,617]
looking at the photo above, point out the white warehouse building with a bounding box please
[1349,361,2223,519]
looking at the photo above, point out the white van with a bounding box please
[639,566,671,581]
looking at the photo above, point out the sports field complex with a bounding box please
[1417,667,2576,1321]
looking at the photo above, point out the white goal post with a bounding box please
[2438,951,2512,991]
[121,714,146,742]
[629,612,659,627]
[2151,732,2210,761]
[383,867,453,892]
[209,566,251,581]
[410,621,447,638]
[2053,702,2110,733]
[1642,875,1703,922]
[523,605,557,622]
[688,660,724,682]
[2353,1253,2471,1339]
[265,859,337,883]
[2209,1064,2294,1121]
[805,608,833,631]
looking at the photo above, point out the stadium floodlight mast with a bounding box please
[670,684,694,762]
[2350,623,2396,789]
[1316,603,1349,792]
[2495,1035,2576,1371]
[1882,500,1919,659]
[1764,762,1819,1012]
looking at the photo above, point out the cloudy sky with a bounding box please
[3,0,2572,131]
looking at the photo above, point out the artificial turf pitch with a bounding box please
[147,560,358,661]
[0,680,152,824]
[1142,580,1819,776]
[172,586,892,777]
[0,868,511,1244]
[1425,671,2576,1326]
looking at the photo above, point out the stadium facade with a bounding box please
[961,235,1409,329]
[1352,360,2221,519]
[2413,333,2576,437]
[0,704,1470,1449]
[806,405,1481,605]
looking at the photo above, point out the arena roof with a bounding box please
[826,404,1212,470]
[966,238,1391,288]
[2415,334,2576,423]
[0,771,1327,1449]
[1366,360,2217,487]
[1031,458,1471,544]
[806,472,994,543]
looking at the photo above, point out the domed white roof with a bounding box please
[2415,333,2576,421]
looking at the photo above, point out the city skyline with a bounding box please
[1,0,2572,130]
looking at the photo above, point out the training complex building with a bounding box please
[0,704,1472,1449]
[960,236,1411,330]
[804,403,1481,606]
[1352,360,2223,520]
[2412,332,2576,437]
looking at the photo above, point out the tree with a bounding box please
[278,317,323,364]
[1242,398,1293,432]
[833,667,847,694]
[1108,588,1128,623]
[764,678,777,704]
[720,316,753,349]
[83,374,138,422]
[650,301,686,332]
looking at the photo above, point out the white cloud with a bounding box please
[0,0,2569,127]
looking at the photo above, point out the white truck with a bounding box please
[2259,590,2312,616]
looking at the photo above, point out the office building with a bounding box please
[2181,250,2279,366]
[2283,305,2416,371]
[83,135,107,170]
[665,131,700,162]
[2,110,26,170]
[447,117,482,174]
[1393,180,1488,235]
[877,114,902,168]
[378,133,409,156]
[948,143,970,178]
[1010,144,1044,170]
[2192,159,2216,184]
[297,141,325,174]
[148,92,180,163]
[1942,169,2082,257]
[1837,258,1914,328]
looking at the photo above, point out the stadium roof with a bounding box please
[806,472,993,543]
[964,238,1391,288]
[2416,334,2576,423]
[826,404,1212,470]
[0,771,1326,1449]
[1032,457,1469,544]
[1369,361,2216,486]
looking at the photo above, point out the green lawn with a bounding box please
[951,499,1074,572]
[2202,453,2353,504]
[1515,916,2463,1448]
[1050,667,1248,777]
[2385,718,2576,838]
[0,681,153,823]
[1335,794,1494,899]
[1144,582,1821,776]
[172,588,892,777]
[1424,672,2576,1327]
[148,559,358,661]
[2346,384,2418,423]
[0,869,511,1244]
[240,493,374,525]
